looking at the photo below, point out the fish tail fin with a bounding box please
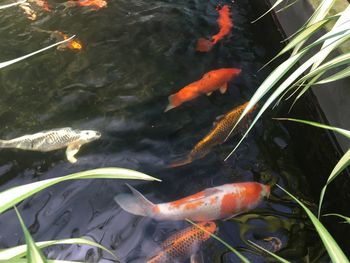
[165,94,181,112]
[169,156,192,168]
[196,38,214,52]
[114,184,156,217]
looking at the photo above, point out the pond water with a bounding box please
[0,0,329,262]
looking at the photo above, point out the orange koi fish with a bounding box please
[170,101,256,167]
[65,0,107,10]
[147,222,216,263]
[56,32,82,50]
[165,68,241,112]
[114,182,270,221]
[196,5,233,52]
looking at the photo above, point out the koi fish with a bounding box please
[165,68,241,112]
[196,5,233,52]
[33,28,82,51]
[55,31,82,51]
[18,0,50,20]
[65,0,107,10]
[170,101,256,167]
[147,222,217,263]
[0,128,101,163]
[114,182,270,221]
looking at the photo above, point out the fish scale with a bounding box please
[147,222,216,263]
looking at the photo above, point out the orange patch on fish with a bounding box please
[76,0,107,9]
[184,200,204,210]
[169,191,206,208]
[59,33,82,50]
[196,5,233,52]
[152,206,160,214]
[220,193,237,217]
[210,196,217,205]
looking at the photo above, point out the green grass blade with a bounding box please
[14,207,47,263]
[0,0,26,9]
[318,149,350,216]
[316,66,350,84]
[0,167,160,214]
[247,240,290,263]
[311,5,350,70]
[276,185,349,263]
[0,36,75,69]
[0,238,117,260]
[273,118,350,139]
[251,0,285,23]
[292,0,337,55]
[324,213,350,224]
[295,52,350,85]
[186,219,251,263]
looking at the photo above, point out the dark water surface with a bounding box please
[0,0,328,262]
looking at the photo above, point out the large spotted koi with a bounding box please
[114,182,270,221]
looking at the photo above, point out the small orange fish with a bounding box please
[52,31,82,51]
[165,68,241,112]
[114,182,270,221]
[147,222,217,263]
[75,0,107,9]
[170,101,256,167]
[34,0,50,11]
[196,5,233,52]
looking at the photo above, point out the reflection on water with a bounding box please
[0,0,327,262]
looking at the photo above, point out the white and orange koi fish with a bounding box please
[114,182,270,221]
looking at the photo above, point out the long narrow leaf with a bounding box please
[0,168,160,214]
[311,5,350,70]
[0,238,117,260]
[0,36,75,69]
[319,149,350,217]
[292,0,337,55]
[316,66,350,84]
[324,213,350,224]
[247,240,290,263]
[186,219,251,263]
[295,52,350,85]
[14,207,47,263]
[276,185,349,263]
[0,0,26,9]
[251,0,286,23]
[273,118,350,139]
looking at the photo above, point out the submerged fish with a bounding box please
[170,101,256,167]
[65,0,107,10]
[114,182,270,221]
[0,127,101,163]
[196,5,233,52]
[147,222,217,263]
[19,0,50,20]
[165,68,241,112]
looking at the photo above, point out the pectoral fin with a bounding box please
[191,252,204,263]
[219,83,228,94]
[206,92,213,96]
[66,143,81,163]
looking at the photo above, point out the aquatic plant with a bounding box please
[0,168,159,261]
[224,4,350,160]
[274,118,350,218]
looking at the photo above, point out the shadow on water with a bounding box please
[0,0,329,262]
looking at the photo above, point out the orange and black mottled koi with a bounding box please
[165,68,241,112]
[114,182,270,222]
[196,5,233,52]
[170,101,256,167]
[147,222,217,263]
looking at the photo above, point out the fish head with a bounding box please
[226,68,242,79]
[261,184,271,198]
[197,221,217,238]
[78,130,101,142]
